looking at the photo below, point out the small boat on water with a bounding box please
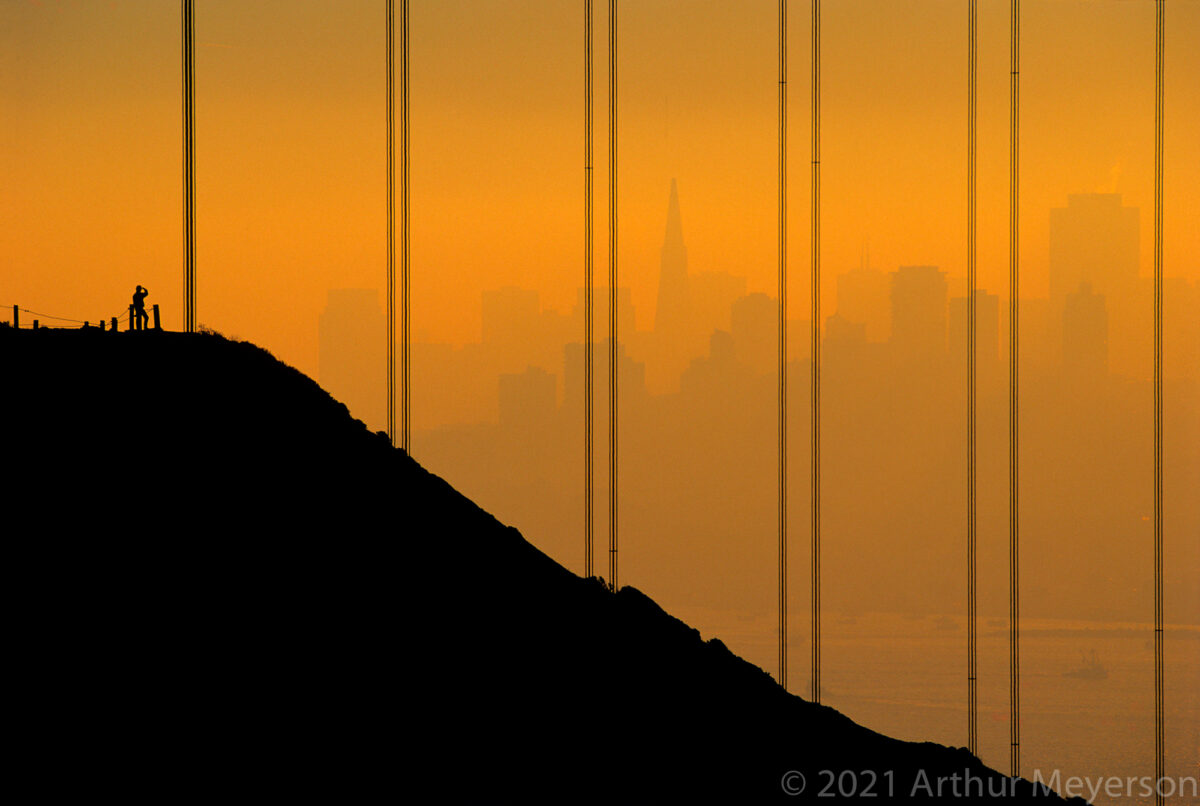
[1064,650,1108,681]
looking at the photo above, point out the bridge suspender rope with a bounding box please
[181,0,196,333]
[810,0,822,706]
[607,0,618,592]
[778,0,788,692]
[1153,3,1165,805]
[1008,0,1021,779]
[966,0,979,758]
[386,0,410,451]
[387,0,396,446]
[584,0,595,579]
[401,0,411,453]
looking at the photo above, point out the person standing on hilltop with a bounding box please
[132,285,149,331]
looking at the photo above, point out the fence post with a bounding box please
[32,320,39,330]
[13,305,18,328]
[129,305,136,331]
[152,304,161,331]
[111,317,118,331]
[100,320,106,332]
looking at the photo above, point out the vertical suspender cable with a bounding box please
[967,0,978,757]
[585,0,595,578]
[1153,3,1165,804]
[401,0,411,453]
[387,0,396,446]
[608,0,618,592]
[778,0,789,692]
[182,0,196,333]
[1008,0,1021,779]
[810,0,821,705]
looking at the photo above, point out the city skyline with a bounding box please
[319,183,1198,436]
[5,4,1196,800]
[5,1,1200,383]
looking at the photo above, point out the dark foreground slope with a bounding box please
[2,328,1081,805]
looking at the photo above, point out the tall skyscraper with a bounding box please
[499,366,557,432]
[837,266,891,343]
[890,266,948,361]
[949,290,1000,372]
[690,271,747,340]
[1063,281,1108,381]
[1049,194,1138,308]
[823,313,868,369]
[1050,194,1140,377]
[319,289,385,431]
[731,293,776,377]
[564,337,647,412]
[654,178,690,339]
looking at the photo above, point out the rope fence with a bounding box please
[5,303,156,332]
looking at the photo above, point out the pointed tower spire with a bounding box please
[654,178,690,335]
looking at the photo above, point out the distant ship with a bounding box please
[1064,650,1108,681]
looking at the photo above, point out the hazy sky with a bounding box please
[3,0,1198,379]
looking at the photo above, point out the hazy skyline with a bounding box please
[5,4,1198,799]
[317,180,1198,627]
[4,1,1200,384]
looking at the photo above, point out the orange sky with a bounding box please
[3,0,1198,380]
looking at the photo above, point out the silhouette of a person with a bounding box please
[133,285,149,331]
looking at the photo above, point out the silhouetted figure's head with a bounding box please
[132,285,150,329]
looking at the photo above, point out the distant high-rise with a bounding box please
[319,289,385,431]
[1063,281,1108,381]
[499,365,557,431]
[890,266,948,360]
[573,285,636,347]
[679,330,752,401]
[1049,194,1139,376]
[823,313,867,369]
[949,291,1000,370]
[1049,194,1138,307]
[481,286,569,377]
[731,293,776,376]
[654,179,690,338]
[837,267,891,342]
[690,271,747,340]
[564,337,647,412]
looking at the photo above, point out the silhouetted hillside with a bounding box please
[2,327,1085,804]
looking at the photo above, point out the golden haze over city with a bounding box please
[3,1,1198,795]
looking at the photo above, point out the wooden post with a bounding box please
[129,304,136,331]
[111,317,118,331]
[100,320,106,332]
[13,305,18,328]
[152,304,161,331]
[33,320,39,330]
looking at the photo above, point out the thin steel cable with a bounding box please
[967,0,978,757]
[190,0,196,332]
[607,0,618,592]
[1008,0,1021,779]
[182,0,196,333]
[810,0,821,705]
[1153,3,1165,804]
[585,0,595,579]
[15,308,88,325]
[778,0,788,692]
[387,0,396,447]
[401,0,411,453]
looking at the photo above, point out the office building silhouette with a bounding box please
[890,266,948,363]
